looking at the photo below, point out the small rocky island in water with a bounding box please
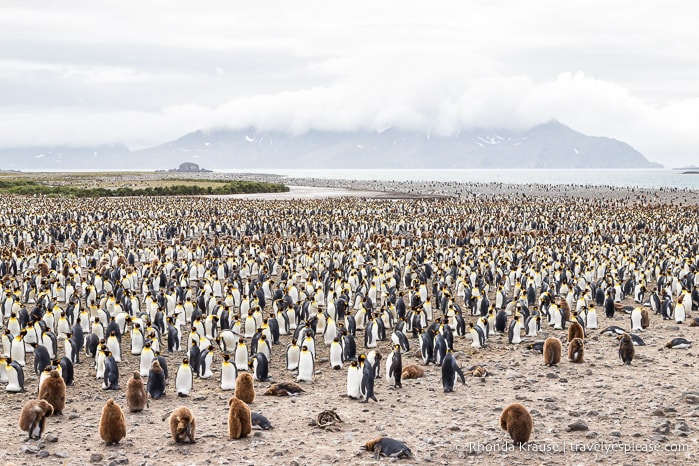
[166,162,212,173]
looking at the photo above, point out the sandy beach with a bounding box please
[0,177,697,466]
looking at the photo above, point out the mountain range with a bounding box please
[0,120,662,170]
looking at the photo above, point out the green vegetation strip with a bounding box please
[0,180,289,197]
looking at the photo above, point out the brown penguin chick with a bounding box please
[234,372,255,404]
[126,371,148,412]
[567,321,584,342]
[227,396,252,440]
[169,406,196,444]
[400,364,425,379]
[618,333,635,365]
[18,399,54,439]
[466,365,488,377]
[38,370,66,415]
[568,337,585,363]
[542,337,562,366]
[263,381,305,396]
[99,399,126,445]
[640,307,650,329]
[500,403,533,445]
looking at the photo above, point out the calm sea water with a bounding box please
[216,168,699,190]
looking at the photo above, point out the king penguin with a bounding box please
[329,337,343,370]
[175,357,194,397]
[297,345,315,382]
[220,353,238,391]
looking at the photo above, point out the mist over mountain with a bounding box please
[0,121,662,170]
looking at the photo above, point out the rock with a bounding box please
[69,414,80,420]
[652,409,665,416]
[675,421,691,433]
[38,450,50,458]
[91,453,104,462]
[20,445,39,454]
[610,431,621,437]
[653,420,670,434]
[45,434,59,443]
[685,395,699,404]
[424,453,433,462]
[559,378,568,383]
[566,420,589,432]
[585,432,598,439]
[55,451,69,458]
[546,373,558,379]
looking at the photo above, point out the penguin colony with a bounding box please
[0,186,696,461]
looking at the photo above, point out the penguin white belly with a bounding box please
[176,367,192,396]
[220,364,237,390]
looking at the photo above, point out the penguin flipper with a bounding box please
[456,365,466,384]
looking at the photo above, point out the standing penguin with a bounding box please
[175,357,194,397]
[542,337,562,366]
[147,360,166,399]
[234,372,255,404]
[31,343,51,376]
[675,299,686,324]
[568,338,585,363]
[297,345,315,382]
[469,323,487,349]
[249,352,271,382]
[329,337,343,370]
[234,338,249,372]
[568,320,585,342]
[618,333,635,365]
[385,344,402,388]
[508,316,524,344]
[5,358,25,392]
[220,353,238,391]
[126,371,148,412]
[286,339,300,371]
[198,345,214,379]
[38,369,66,415]
[130,323,144,355]
[103,350,120,390]
[500,403,533,445]
[99,399,126,445]
[630,307,645,331]
[227,396,252,439]
[347,360,361,399]
[106,331,121,363]
[441,350,465,393]
[18,399,54,439]
[360,355,378,403]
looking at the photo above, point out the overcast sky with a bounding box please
[1,1,697,167]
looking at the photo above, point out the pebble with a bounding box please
[55,451,69,458]
[566,420,589,432]
[545,373,558,379]
[610,431,621,437]
[38,450,50,458]
[585,432,598,439]
[45,434,58,443]
[20,445,39,454]
[91,453,104,462]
